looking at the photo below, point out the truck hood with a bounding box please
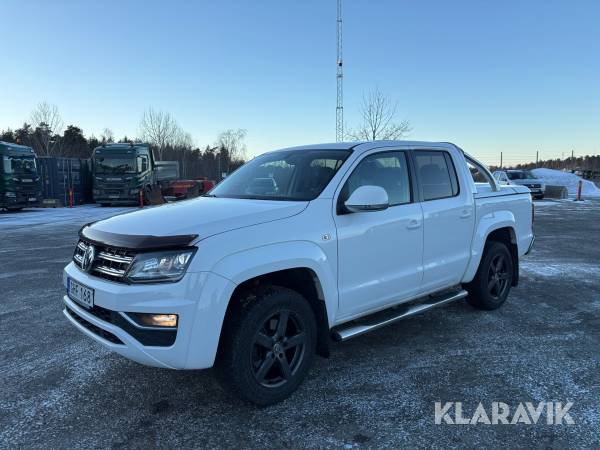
[88,197,308,242]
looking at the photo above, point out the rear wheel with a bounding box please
[465,241,514,310]
[215,285,317,406]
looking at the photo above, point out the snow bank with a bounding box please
[531,168,600,197]
[0,205,133,229]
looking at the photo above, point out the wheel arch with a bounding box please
[463,212,519,286]
[221,267,331,358]
[212,242,338,358]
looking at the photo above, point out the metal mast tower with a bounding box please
[336,0,344,142]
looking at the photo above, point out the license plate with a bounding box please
[28,197,37,202]
[68,278,94,309]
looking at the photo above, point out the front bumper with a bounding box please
[94,196,139,205]
[94,187,140,204]
[62,262,235,369]
[1,192,40,208]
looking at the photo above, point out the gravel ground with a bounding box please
[1,201,599,449]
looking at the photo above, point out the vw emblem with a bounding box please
[82,245,96,272]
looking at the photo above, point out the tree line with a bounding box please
[2,89,415,180]
[0,102,247,181]
[513,155,600,173]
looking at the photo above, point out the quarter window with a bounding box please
[414,151,459,201]
[341,151,412,209]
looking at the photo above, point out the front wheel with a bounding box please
[465,241,514,310]
[214,286,317,406]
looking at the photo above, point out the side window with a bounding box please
[414,151,459,201]
[138,156,148,172]
[341,151,411,209]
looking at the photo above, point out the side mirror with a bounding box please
[344,185,389,213]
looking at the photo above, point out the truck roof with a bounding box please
[0,140,36,155]
[273,140,460,153]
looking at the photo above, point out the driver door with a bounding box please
[334,150,424,320]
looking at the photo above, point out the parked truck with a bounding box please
[0,141,42,211]
[92,143,177,206]
[63,141,534,405]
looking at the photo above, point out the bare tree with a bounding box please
[346,88,411,141]
[174,130,193,149]
[215,129,247,162]
[100,128,114,143]
[29,102,64,155]
[139,107,182,159]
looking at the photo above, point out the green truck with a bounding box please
[92,143,177,206]
[0,141,42,210]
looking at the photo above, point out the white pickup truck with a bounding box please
[63,141,534,405]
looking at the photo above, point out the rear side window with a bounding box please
[414,151,459,201]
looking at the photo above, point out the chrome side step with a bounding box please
[331,289,468,342]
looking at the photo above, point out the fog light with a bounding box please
[129,313,178,328]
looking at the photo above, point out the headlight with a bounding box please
[126,249,196,283]
[130,188,140,195]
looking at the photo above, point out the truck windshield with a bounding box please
[208,149,351,201]
[507,170,535,180]
[3,156,37,175]
[94,157,136,174]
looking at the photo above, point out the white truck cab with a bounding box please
[63,141,534,405]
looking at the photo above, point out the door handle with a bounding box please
[406,219,421,229]
[460,209,472,219]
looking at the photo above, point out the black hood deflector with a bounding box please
[80,225,197,250]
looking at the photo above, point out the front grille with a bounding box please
[65,307,124,344]
[73,239,134,282]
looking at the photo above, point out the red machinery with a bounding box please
[162,177,215,201]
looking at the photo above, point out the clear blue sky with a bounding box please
[1,0,599,165]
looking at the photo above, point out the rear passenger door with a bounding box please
[413,150,475,292]
[334,150,424,319]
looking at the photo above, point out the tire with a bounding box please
[214,285,317,406]
[465,241,514,310]
[7,207,23,211]
[99,203,111,207]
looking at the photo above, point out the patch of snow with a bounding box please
[532,200,559,207]
[521,260,600,280]
[531,168,600,197]
[0,205,135,229]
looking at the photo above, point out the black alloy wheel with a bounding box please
[465,240,514,310]
[487,253,510,300]
[251,310,307,388]
[215,285,317,405]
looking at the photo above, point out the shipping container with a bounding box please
[38,157,93,206]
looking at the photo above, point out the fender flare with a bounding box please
[462,210,517,283]
[211,240,338,327]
